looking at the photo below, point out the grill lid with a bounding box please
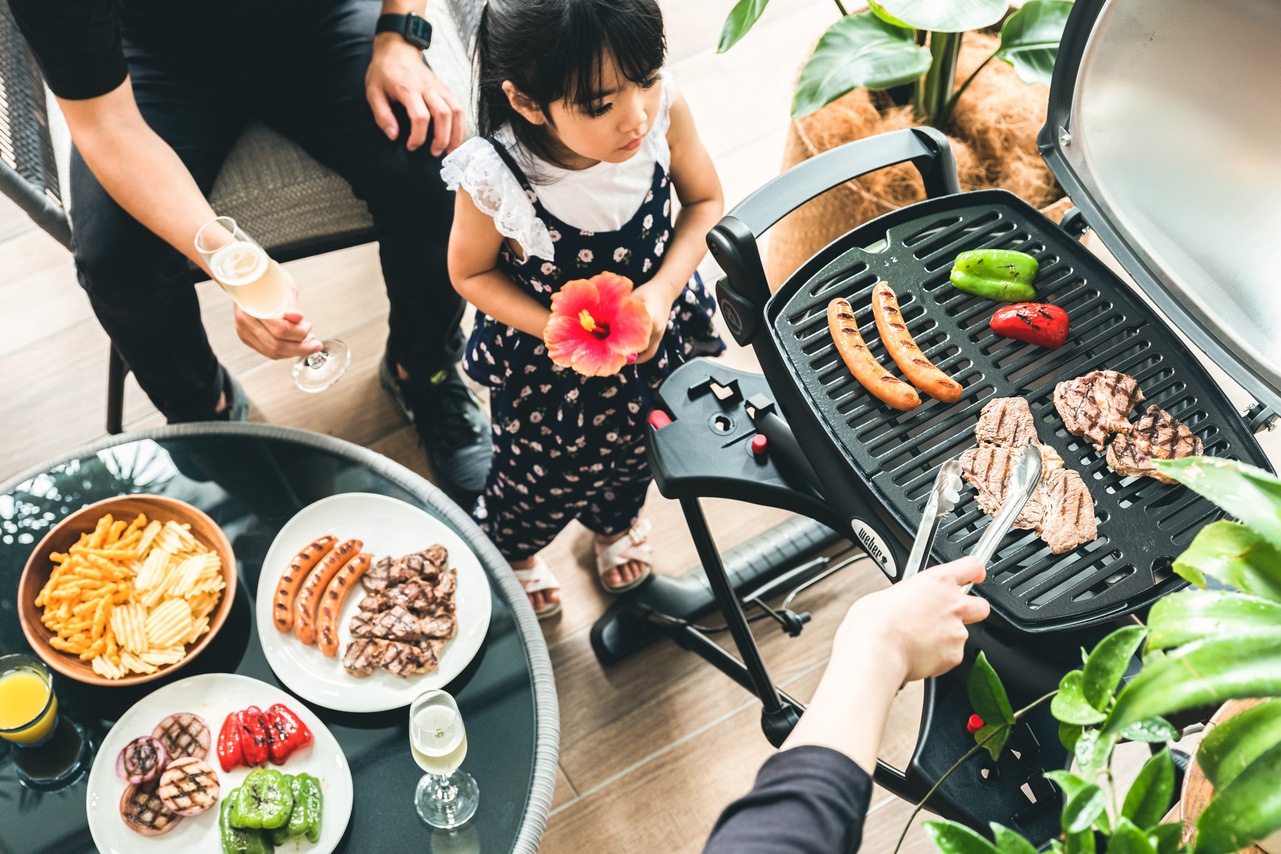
[1041,0,1281,416]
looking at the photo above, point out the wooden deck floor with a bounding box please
[3,0,1278,851]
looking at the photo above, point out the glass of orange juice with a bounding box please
[0,654,90,790]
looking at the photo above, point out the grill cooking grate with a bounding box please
[767,190,1268,629]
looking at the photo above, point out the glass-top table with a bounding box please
[0,423,558,854]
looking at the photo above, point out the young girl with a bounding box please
[442,0,724,617]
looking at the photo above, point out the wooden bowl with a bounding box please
[17,494,237,687]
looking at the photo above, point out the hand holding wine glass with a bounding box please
[195,216,351,392]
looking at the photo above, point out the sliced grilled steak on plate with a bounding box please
[343,548,458,678]
[350,604,422,642]
[120,777,182,836]
[1107,404,1204,483]
[342,637,439,678]
[962,397,1098,553]
[1054,371,1145,452]
[151,713,209,761]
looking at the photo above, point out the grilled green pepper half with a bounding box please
[230,768,295,830]
[950,249,1038,301]
[220,788,273,854]
[289,772,324,843]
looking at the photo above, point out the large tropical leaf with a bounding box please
[993,1,1074,86]
[1156,457,1281,552]
[1083,625,1147,710]
[1193,741,1281,854]
[1147,590,1281,649]
[875,0,1006,32]
[867,0,912,28]
[1196,699,1281,790]
[1173,520,1281,601]
[718,0,770,54]
[1121,750,1175,831]
[1102,631,1281,737]
[792,13,932,116]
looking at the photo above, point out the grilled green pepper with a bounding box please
[950,249,1038,301]
[231,768,294,830]
[288,772,324,843]
[220,788,273,854]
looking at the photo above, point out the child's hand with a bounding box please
[835,557,989,686]
[632,279,677,364]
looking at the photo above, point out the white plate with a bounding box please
[255,493,492,712]
[86,673,353,854]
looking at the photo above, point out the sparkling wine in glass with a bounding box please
[410,690,479,828]
[195,216,350,393]
[0,654,91,791]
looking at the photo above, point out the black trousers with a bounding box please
[69,0,465,422]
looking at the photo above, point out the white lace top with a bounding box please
[441,72,676,262]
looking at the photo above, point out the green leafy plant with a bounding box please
[718,0,1075,130]
[919,457,1281,854]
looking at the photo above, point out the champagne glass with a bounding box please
[195,216,350,393]
[0,654,91,791]
[410,690,479,828]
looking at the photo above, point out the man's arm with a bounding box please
[365,0,466,156]
[58,79,321,359]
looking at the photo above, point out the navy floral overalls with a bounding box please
[464,138,724,562]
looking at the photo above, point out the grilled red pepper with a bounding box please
[265,704,314,765]
[217,711,245,772]
[989,303,1069,348]
[238,706,271,767]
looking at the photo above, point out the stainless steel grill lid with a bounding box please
[1041,0,1281,416]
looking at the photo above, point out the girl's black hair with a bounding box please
[476,0,667,171]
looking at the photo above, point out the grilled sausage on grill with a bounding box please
[1107,404,1204,483]
[157,756,220,816]
[826,296,920,411]
[871,282,963,402]
[151,712,210,761]
[1054,370,1145,452]
[120,777,182,836]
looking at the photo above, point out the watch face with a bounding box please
[406,15,432,48]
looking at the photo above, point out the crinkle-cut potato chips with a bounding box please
[34,512,225,680]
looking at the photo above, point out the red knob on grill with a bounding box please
[967,714,985,734]
[751,434,768,456]
[649,409,672,430]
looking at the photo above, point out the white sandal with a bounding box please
[594,519,653,593]
[512,555,561,620]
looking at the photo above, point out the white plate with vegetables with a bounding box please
[85,673,352,854]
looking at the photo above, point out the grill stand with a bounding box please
[591,359,1069,844]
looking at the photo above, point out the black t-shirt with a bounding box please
[703,745,874,854]
[9,0,318,100]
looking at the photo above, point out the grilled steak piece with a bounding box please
[120,777,182,836]
[419,613,457,640]
[350,604,422,642]
[151,713,210,761]
[1038,467,1099,553]
[962,397,1098,553]
[1107,405,1204,483]
[974,396,1040,449]
[1054,371,1145,452]
[359,591,393,613]
[390,579,439,613]
[342,637,439,678]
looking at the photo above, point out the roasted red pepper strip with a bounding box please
[266,704,314,765]
[238,706,271,767]
[217,711,245,772]
[989,303,1069,348]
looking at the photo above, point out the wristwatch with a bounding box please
[376,12,433,50]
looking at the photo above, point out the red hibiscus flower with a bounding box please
[544,272,651,376]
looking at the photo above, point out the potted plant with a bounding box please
[718,0,1076,285]
[912,456,1281,854]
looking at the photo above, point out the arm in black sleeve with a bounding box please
[703,745,874,854]
[9,0,128,100]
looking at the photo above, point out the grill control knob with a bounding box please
[751,434,768,456]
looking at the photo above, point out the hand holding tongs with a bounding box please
[961,442,1043,593]
[902,458,964,581]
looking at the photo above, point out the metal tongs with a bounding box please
[902,458,964,580]
[961,441,1043,593]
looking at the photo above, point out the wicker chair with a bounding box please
[0,0,477,433]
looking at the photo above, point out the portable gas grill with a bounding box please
[591,0,1281,844]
